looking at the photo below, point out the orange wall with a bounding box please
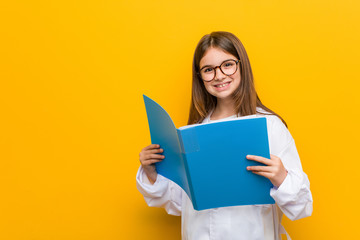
[0,1,359,239]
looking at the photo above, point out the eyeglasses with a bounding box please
[198,59,241,82]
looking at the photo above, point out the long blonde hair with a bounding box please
[187,31,287,127]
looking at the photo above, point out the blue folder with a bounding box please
[143,94,275,211]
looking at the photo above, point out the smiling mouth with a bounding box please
[214,82,231,88]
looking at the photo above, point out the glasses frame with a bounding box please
[198,59,241,82]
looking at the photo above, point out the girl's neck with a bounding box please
[210,98,237,120]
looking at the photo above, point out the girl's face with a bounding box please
[199,47,241,102]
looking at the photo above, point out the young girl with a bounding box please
[137,31,313,240]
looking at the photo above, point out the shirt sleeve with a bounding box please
[136,166,182,216]
[268,117,313,221]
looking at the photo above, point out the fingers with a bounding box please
[140,156,164,166]
[246,165,272,172]
[246,155,272,165]
[142,144,160,151]
[250,170,273,179]
[139,144,165,166]
[270,154,280,161]
[140,152,165,163]
[141,144,164,155]
[246,154,286,187]
[148,153,165,159]
[148,148,164,154]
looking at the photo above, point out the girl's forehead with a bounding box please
[200,47,236,66]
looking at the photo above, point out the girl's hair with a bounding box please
[187,31,287,127]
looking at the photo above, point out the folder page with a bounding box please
[178,118,275,210]
[143,95,191,199]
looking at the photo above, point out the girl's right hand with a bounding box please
[139,144,165,184]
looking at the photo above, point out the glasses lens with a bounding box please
[200,67,215,81]
[199,60,239,82]
[220,60,237,75]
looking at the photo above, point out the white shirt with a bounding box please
[136,111,313,240]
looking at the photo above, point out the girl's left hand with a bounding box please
[246,154,288,188]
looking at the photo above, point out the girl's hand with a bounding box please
[139,144,165,184]
[246,154,287,188]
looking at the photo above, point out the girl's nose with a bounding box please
[214,66,226,80]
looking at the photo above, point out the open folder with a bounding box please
[143,94,275,211]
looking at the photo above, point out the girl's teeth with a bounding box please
[217,83,229,88]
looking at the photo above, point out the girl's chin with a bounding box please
[210,92,233,100]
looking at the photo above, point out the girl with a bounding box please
[137,31,313,240]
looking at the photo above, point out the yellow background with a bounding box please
[1,0,359,239]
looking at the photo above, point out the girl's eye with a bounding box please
[203,67,214,73]
[223,62,235,67]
